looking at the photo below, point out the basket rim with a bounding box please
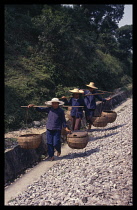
[18,134,41,137]
[92,115,107,118]
[102,110,116,113]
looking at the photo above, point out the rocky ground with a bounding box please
[7,98,132,206]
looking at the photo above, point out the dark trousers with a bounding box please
[46,129,61,157]
[85,109,95,124]
[71,116,81,130]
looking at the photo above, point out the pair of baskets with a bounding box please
[92,110,117,127]
[18,132,89,150]
[17,110,117,149]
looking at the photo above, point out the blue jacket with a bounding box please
[62,97,89,118]
[84,90,106,110]
[36,107,67,130]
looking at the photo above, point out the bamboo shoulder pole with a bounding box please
[78,89,113,94]
[97,90,113,93]
[21,92,113,108]
[21,106,84,108]
[59,92,112,100]
[84,93,108,96]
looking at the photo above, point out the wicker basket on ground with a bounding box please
[101,110,117,123]
[17,134,42,149]
[67,131,89,149]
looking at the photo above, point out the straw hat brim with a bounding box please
[45,101,64,106]
[86,84,98,89]
[69,90,84,94]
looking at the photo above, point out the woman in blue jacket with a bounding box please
[82,82,111,130]
[62,88,89,131]
[28,98,71,161]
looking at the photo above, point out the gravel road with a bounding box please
[7,98,132,206]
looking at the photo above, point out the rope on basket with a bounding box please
[24,107,33,129]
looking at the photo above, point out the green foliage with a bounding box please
[90,49,123,90]
[116,25,132,54]
[80,4,124,23]
[5,4,132,131]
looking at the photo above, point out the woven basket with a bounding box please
[17,134,42,149]
[92,116,108,127]
[67,131,89,149]
[101,110,117,123]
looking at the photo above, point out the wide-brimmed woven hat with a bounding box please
[86,82,98,89]
[45,98,64,106]
[69,88,84,94]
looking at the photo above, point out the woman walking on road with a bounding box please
[81,82,111,130]
[28,98,71,161]
[62,88,89,131]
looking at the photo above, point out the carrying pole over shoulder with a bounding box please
[59,92,112,99]
[21,106,84,108]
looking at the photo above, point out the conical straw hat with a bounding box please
[45,98,64,106]
[86,82,98,89]
[69,88,84,93]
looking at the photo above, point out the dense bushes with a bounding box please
[5,4,132,131]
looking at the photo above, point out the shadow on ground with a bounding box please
[57,147,100,160]
[89,131,119,142]
[44,124,126,162]
[89,123,126,132]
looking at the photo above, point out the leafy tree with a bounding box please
[74,4,124,38]
[32,5,96,88]
[4,4,132,131]
[116,25,133,56]
[78,4,124,24]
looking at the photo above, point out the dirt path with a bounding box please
[4,98,132,205]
